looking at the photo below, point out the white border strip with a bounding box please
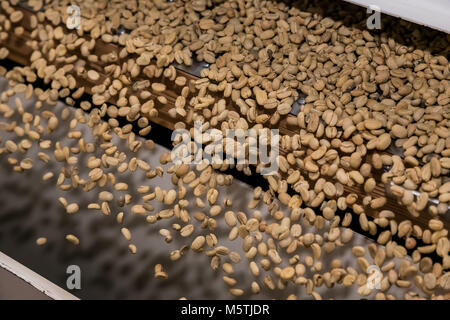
[343,0,450,34]
[0,251,79,300]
